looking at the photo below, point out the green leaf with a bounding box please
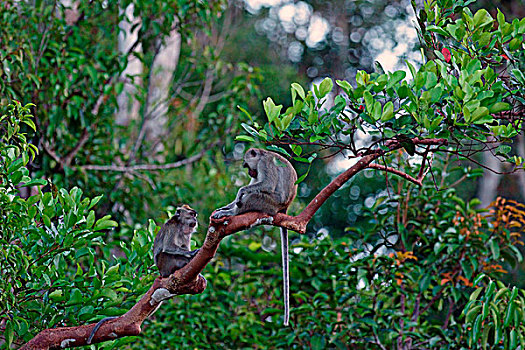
[22,119,36,131]
[424,72,438,89]
[509,38,521,50]
[489,239,500,260]
[318,78,333,99]
[43,273,51,286]
[466,305,482,323]
[235,135,255,142]
[115,81,124,95]
[470,286,484,302]
[263,97,283,123]
[106,264,120,276]
[426,25,449,36]
[5,320,13,348]
[49,289,64,301]
[495,145,511,156]
[363,91,373,112]
[461,260,473,281]
[281,113,294,130]
[311,335,326,350]
[419,274,431,292]
[484,281,496,302]
[94,215,118,231]
[336,80,353,97]
[369,101,380,121]
[20,178,48,187]
[510,329,517,350]
[89,195,103,210]
[481,323,491,350]
[291,83,305,100]
[405,60,417,81]
[494,287,509,301]
[86,210,95,229]
[248,241,261,251]
[473,9,493,28]
[42,214,51,228]
[380,101,394,122]
[503,300,515,327]
[237,105,252,121]
[473,314,482,342]
[497,9,505,27]
[291,144,302,156]
[471,107,491,124]
[67,288,83,306]
[489,102,511,114]
[308,107,317,125]
[79,305,95,318]
[429,86,443,103]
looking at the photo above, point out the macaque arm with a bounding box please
[162,246,195,258]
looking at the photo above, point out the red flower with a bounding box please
[441,47,451,63]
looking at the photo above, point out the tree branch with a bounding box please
[367,163,423,186]
[22,137,448,349]
[81,148,209,172]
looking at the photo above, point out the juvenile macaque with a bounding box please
[153,204,200,277]
[213,148,297,325]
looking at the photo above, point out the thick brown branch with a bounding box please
[22,137,447,349]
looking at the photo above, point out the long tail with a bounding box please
[280,227,289,326]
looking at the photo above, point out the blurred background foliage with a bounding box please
[1,0,525,349]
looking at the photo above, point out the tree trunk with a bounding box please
[144,28,181,149]
[477,138,502,208]
[116,4,142,126]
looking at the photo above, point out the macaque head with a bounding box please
[174,204,198,232]
[243,148,260,178]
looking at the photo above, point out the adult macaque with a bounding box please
[213,148,297,325]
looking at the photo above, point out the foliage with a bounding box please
[463,280,525,349]
[462,198,525,349]
[1,0,525,349]
[130,161,524,349]
[239,0,524,172]
[0,102,155,348]
[0,0,260,225]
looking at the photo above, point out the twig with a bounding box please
[82,152,206,172]
[81,142,215,172]
[367,163,423,187]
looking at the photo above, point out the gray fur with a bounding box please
[213,148,297,326]
[153,205,199,278]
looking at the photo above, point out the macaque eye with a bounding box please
[250,149,256,157]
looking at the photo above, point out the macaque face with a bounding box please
[175,205,198,232]
[243,148,260,178]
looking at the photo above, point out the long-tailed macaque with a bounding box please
[213,148,297,325]
[153,205,199,277]
[87,205,199,344]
